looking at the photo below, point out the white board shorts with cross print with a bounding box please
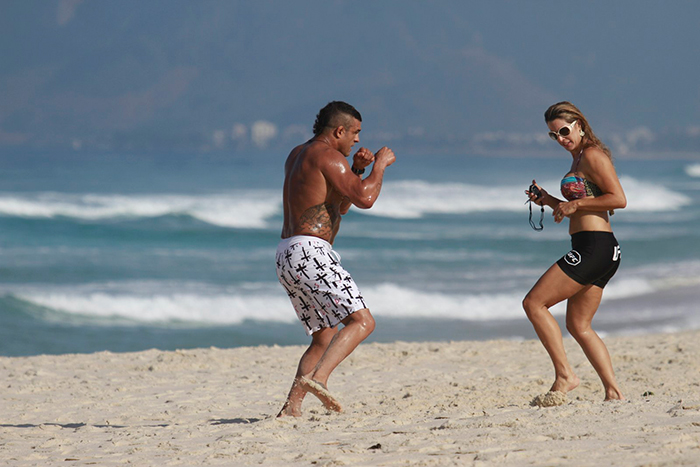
[276,235,367,335]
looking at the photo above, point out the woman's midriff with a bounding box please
[568,211,612,235]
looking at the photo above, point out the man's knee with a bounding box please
[346,308,375,336]
[362,310,376,335]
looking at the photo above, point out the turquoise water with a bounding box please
[1,151,699,356]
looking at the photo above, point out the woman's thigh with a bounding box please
[526,263,586,309]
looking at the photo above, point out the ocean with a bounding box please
[1,150,699,356]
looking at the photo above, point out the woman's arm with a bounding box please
[555,148,627,218]
[578,148,626,211]
[527,181,564,210]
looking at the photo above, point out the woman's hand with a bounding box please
[552,200,579,223]
[525,180,548,206]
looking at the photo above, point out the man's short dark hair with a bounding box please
[313,101,362,136]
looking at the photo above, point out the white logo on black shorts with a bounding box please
[612,245,621,261]
[565,250,582,266]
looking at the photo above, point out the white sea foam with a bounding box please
[617,176,692,211]
[17,282,554,324]
[0,191,281,228]
[0,174,690,227]
[358,180,525,218]
[354,175,691,219]
[23,289,297,324]
[365,283,548,320]
[601,277,657,300]
[14,265,696,326]
[685,163,700,177]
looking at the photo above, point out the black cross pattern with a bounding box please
[286,270,300,285]
[315,272,331,288]
[300,246,311,263]
[357,294,366,309]
[327,252,339,266]
[340,283,354,299]
[278,240,368,331]
[313,257,326,272]
[321,290,334,303]
[282,284,297,299]
[280,272,292,287]
[295,263,310,279]
[331,307,345,320]
[313,308,325,322]
[329,266,343,281]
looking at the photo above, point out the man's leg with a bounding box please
[299,308,375,412]
[277,326,338,417]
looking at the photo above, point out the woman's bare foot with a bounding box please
[604,387,625,401]
[550,373,580,394]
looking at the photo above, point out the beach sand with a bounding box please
[1,330,699,466]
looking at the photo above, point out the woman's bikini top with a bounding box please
[560,151,603,201]
[560,175,603,201]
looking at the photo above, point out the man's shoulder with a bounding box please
[287,142,341,175]
[299,141,343,165]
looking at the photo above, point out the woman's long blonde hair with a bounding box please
[544,101,612,161]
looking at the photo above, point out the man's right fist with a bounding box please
[375,147,396,167]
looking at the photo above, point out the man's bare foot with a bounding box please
[299,377,343,412]
[550,373,580,394]
[277,400,302,417]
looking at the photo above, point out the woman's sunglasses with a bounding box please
[548,120,577,140]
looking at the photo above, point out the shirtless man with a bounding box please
[275,101,396,417]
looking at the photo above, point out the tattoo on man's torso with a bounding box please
[299,203,339,238]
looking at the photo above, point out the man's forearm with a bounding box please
[360,164,386,204]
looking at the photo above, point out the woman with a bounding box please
[523,101,626,401]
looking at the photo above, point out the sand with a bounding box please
[1,330,699,466]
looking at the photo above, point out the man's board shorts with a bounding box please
[556,231,621,289]
[276,235,367,335]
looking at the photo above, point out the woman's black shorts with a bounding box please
[556,231,621,289]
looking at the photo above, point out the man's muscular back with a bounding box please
[281,140,345,243]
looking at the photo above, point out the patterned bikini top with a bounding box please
[560,151,603,201]
[560,175,603,201]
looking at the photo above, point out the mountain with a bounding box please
[1,0,699,157]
